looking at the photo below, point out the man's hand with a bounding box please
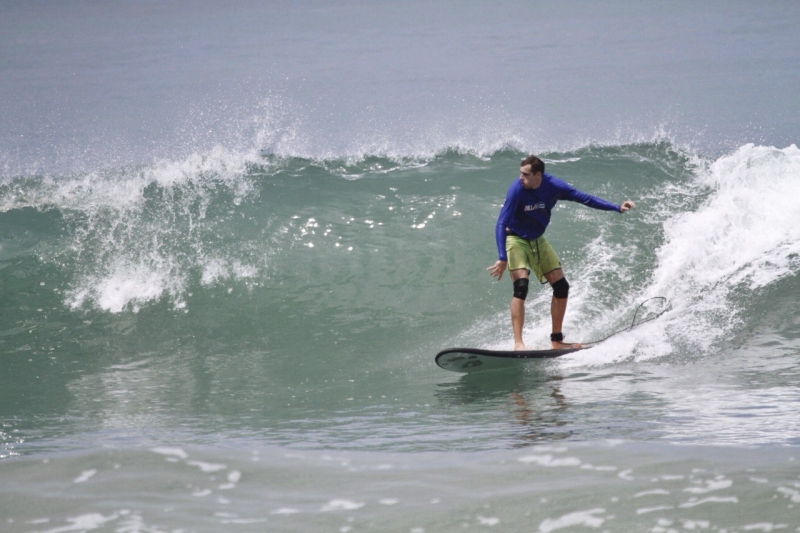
[487,260,507,281]
[620,200,636,213]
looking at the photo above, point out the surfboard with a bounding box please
[435,345,588,373]
[436,298,668,373]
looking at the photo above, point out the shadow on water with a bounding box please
[435,364,574,447]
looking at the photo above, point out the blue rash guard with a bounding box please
[495,173,620,261]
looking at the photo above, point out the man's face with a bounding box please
[519,164,540,189]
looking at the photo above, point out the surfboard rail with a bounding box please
[435,345,588,373]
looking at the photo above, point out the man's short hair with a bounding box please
[520,155,545,175]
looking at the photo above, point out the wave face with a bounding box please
[3,140,800,454]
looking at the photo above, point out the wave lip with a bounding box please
[2,145,267,313]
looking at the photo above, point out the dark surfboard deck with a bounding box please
[435,345,589,373]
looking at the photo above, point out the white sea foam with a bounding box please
[645,144,800,349]
[556,143,800,366]
[742,524,789,532]
[4,145,269,313]
[72,469,96,484]
[538,508,608,532]
[684,478,733,494]
[636,505,673,515]
[679,496,739,508]
[271,508,301,515]
[476,515,501,526]
[186,460,227,473]
[151,447,188,460]
[776,487,800,503]
[320,499,365,512]
[38,513,118,533]
[518,454,582,467]
[66,262,181,313]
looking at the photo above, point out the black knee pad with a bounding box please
[513,278,529,300]
[551,277,569,299]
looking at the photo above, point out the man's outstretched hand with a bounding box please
[620,200,636,213]
[487,260,507,281]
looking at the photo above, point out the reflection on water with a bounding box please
[435,366,574,448]
[510,375,571,447]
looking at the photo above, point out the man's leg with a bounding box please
[510,268,529,350]
[544,268,581,349]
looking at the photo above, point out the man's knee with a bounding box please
[513,278,529,300]
[551,277,569,299]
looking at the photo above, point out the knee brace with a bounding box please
[551,277,569,299]
[513,278,529,300]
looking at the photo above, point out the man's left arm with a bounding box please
[559,181,634,213]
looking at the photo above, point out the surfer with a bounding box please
[487,155,635,350]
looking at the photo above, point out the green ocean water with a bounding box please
[3,142,800,530]
[0,144,741,450]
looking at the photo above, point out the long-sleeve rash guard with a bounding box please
[495,173,620,261]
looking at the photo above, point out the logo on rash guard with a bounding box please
[524,202,546,212]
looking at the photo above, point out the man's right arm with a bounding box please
[495,219,509,262]
[494,183,518,261]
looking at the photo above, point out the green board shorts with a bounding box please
[506,234,562,284]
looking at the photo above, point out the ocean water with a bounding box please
[2,1,800,531]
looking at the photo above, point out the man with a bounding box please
[487,155,635,350]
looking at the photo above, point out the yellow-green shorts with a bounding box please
[506,235,562,284]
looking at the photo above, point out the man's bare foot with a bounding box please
[552,341,582,350]
[514,342,527,351]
